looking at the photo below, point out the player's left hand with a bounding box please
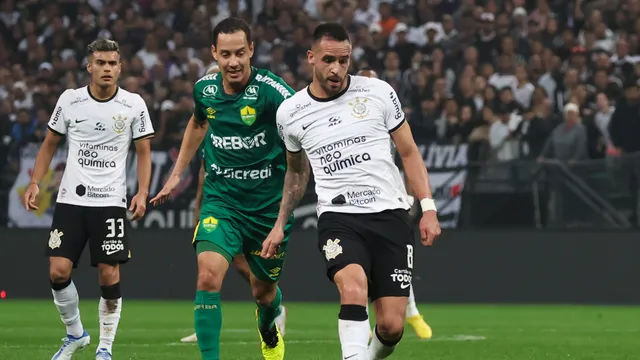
[129,192,147,220]
[261,227,285,259]
[419,211,441,246]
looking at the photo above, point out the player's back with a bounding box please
[193,67,294,214]
[48,86,153,208]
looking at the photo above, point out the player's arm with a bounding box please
[274,150,310,231]
[30,131,63,186]
[194,159,205,226]
[130,98,155,219]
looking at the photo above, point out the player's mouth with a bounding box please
[101,75,113,81]
[227,69,243,78]
[327,77,341,87]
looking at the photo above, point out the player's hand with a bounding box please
[419,211,441,246]
[23,183,39,211]
[150,174,181,206]
[129,192,148,220]
[261,227,285,259]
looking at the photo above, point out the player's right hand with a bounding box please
[261,227,285,259]
[149,173,181,206]
[23,183,39,211]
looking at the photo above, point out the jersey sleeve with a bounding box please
[265,73,295,114]
[131,95,155,141]
[379,81,406,133]
[276,105,302,153]
[47,91,70,136]
[192,82,207,124]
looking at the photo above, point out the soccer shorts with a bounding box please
[317,209,415,301]
[192,203,292,283]
[45,203,131,268]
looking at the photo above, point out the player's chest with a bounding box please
[67,104,136,137]
[202,98,269,128]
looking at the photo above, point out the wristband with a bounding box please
[420,198,437,212]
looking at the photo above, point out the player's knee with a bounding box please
[97,263,120,284]
[197,267,223,292]
[334,266,368,305]
[376,315,405,341]
[251,281,276,305]
[49,262,72,284]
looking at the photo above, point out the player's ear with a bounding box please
[248,41,255,57]
[86,61,91,74]
[307,49,314,65]
[211,45,217,61]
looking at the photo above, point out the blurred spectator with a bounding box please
[539,103,589,162]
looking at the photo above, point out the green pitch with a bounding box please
[0,301,638,359]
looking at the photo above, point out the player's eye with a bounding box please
[339,58,349,65]
[237,51,245,57]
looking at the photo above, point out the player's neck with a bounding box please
[89,83,118,101]
[222,70,252,95]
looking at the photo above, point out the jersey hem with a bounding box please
[317,205,411,217]
[388,119,407,134]
[56,200,127,209]
[47,125,65,136]
[133,133,155,141]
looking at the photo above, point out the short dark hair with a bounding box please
[87,39,120,55]
[212,17,252,47]
[312,22,350,44]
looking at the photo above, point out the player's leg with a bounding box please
[87,207,130,359]
[318,212,372,360]
[367,210,415,359]
[46,204,91,360]
[191,213,241,360]
[405,283,432,339]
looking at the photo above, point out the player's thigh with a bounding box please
[366,209,415,301]
[87,206,130,267]
[193,214,243,265]
[45,203,89,268]
[317,211,372,283]
[241,214,291,283]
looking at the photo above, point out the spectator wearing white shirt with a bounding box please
[489,54,517,90]
[512,64,535,109]
[490,104,520,161]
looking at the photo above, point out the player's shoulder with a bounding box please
[351,75,394,95]
[57,86,90,105]
[193,73,220,94]
[275,86,312,123]
[115,87,145,106]
[253,68,294,99]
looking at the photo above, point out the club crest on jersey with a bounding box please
[202,217,219,232]
[323,239,343,260]
[206,107,216,119]
[203,84,218,97]
[348,97,370,119]
[243,85,259,100]
[112,115,127,134]
[240,105,257,126]
[49,229,63,249]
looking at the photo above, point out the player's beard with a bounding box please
[316,68,345,97]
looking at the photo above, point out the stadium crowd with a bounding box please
[1,0,640,177]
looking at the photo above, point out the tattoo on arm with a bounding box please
[277,151,310,226]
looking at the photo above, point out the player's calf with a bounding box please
[368,297,407,359]
[96,264,122,357]
[333,264,370,360]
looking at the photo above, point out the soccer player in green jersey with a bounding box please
[151,18,295,360]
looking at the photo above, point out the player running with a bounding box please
[262,23,441,360]
[150,18,293,360]
[180,124,287,344]
[23,39,154,360]
[356,68,433,340]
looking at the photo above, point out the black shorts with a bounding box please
[45,203,130,268]
[317,209,415,301]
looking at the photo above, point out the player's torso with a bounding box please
[59,88,139,207]
[195,71,287,212]
[291,80,409,214]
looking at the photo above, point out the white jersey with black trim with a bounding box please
[47,86,155,208]
[277,75,411,216]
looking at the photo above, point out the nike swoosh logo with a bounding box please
[103,323,114,326]
[105,249,121,255]
[344,355,358,359]
[75,119,89,123]
[302,121,315,130]
[400,283,410,289]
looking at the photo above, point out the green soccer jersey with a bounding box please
[193,67,294,214]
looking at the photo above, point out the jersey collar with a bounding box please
[87,85,119,103]
[307,75,351,102]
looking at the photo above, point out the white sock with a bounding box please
[368,327,399,359]
[52,281,85,338]
[405,284,420,318]
[338,318,370,360]
[98,297,122,354]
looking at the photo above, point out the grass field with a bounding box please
[0,300,638,359]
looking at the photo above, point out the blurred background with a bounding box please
[2,0,640,230]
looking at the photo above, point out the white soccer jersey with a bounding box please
[47,86,154,208]
[277,75,411,216]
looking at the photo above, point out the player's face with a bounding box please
[212,31,254,86]
[87,51,121,88]
[308,38,351,96]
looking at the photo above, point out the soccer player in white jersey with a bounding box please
[262,23,441,360]
[23,39,154,360]
[356,68,433,340]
